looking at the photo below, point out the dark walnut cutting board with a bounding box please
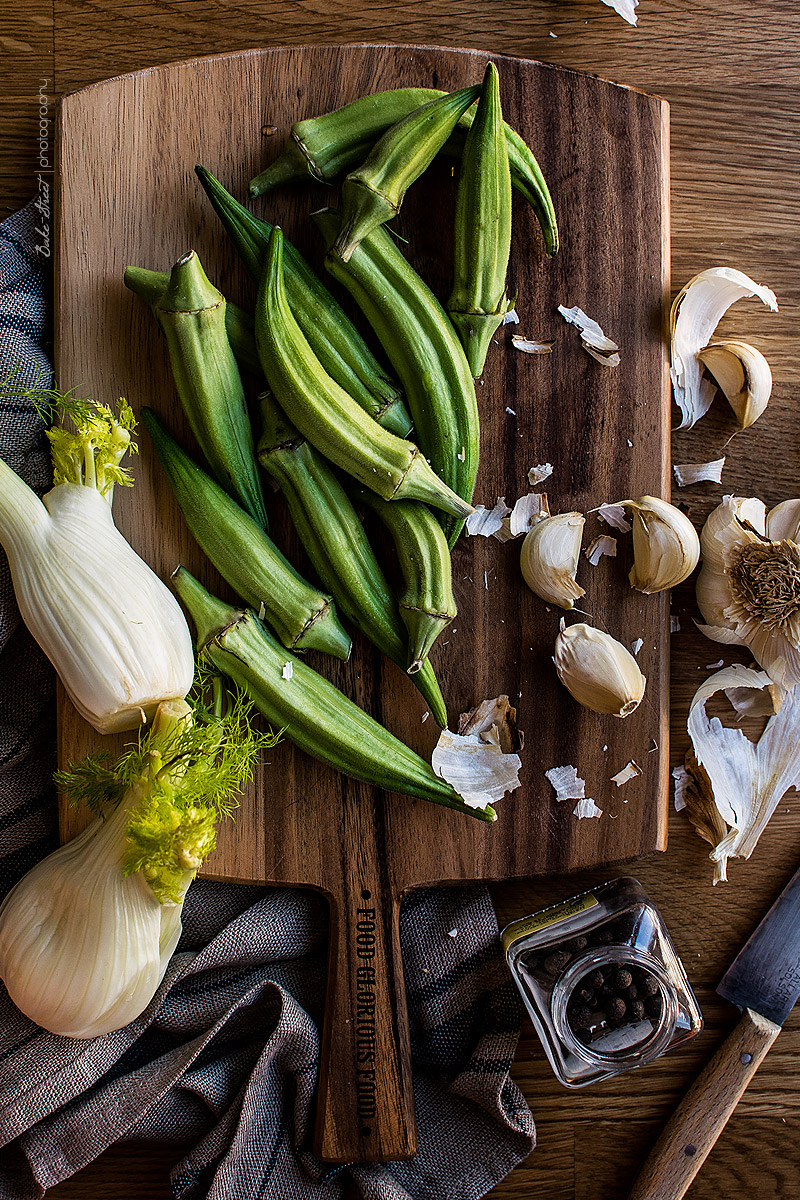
[56,43,670,1163]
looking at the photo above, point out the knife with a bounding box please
[627,864,800,1200]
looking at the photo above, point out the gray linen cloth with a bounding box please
[0,203,535,1200]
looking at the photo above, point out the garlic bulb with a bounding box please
[0,394,194,732]
[616,496,700,594]
[670,266,777,429]
[697,495,800,688]
[554,622,646,717]
[697,340,772,430]
[520,512,585,609]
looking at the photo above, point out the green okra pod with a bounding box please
[142,407,351,661]
[151,251,268,529]
[314,209,479,548]
[172,568,494,821]
[257,394,448,726]
[249,85,558,256]
[355,487,456,674]
[194,166,412,438]
[448,63,513,378]
[254,226,474,522]
[334,85,481,262]
[125,264,262,377]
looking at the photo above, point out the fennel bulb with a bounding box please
[0,390,194,732]
[0,692,277,1038]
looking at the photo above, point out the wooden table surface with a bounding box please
[2,2,798,1197]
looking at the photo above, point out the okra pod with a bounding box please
[314,209,479,547]
[448,63,513,378]
[194,166,412,438]
[257,394,448,726]
[142,408,351,661]
[355,488,456,674]
[124,265,262,377]
[172,568,494,821]
[249,85,558,256]
[151,251,268,529]
[334,85,481,262]
[254,226,474,522]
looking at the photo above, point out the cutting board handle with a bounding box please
[314,875,416,1162]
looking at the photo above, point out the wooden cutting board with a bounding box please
[56,43,670,1164]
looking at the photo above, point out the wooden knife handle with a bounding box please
[313,790,416,1164]
[627,1008,780,1200]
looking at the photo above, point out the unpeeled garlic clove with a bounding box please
[697,340,772,429]
[554,622,646,717]
[520,512,585,609]
[616,496,700,593]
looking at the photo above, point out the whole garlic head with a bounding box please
[554,622,646,717]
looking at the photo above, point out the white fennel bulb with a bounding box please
[0,391,193,732]
[0,693,277,1038]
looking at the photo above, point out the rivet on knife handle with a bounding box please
[626,1008,780,1200]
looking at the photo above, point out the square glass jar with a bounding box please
[502,877,703,1087]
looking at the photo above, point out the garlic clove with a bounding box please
[697,340,772,429]
[520,512,585,609]
[670,267,778,430]
[765,498,800,543]
[615,496,700,593]
[554,622,646,717]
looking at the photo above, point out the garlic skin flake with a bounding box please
[433,695,523,810]
[520,512,585,609]
[696,495,800,688]
[673,459,726,487]
[684,664,800,882]
[698,341,772,430]
[558,305,620,366]
[670,267,778,430]
[554,622,646,717]
[616,496,700,594]
[600,0,638,24]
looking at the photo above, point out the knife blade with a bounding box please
[627,864,800,1200]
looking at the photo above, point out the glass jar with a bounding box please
[501,876,703,1087]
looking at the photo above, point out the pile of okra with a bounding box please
[127,66,558,821]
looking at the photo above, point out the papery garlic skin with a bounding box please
[697,340,772,429]
[554,622,646,717]
[619,496,700,594]
[520,512,585,609]
[0,470,194,733]
[697,495,800,688]
[670,267,778,430]
[0,788,184,1038]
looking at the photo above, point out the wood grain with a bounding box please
[626,1008,781,1200]
[0,1,799,1197]
[54,43,669,1162]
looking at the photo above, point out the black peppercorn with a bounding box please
[629,999,646,1021]
[543,950,572,976]
[606,997,627,1022]
[638,974,659,998]
[611,967,633,991]
[588,969,606,989]
[568,935,588,953]
[569,1004,594,1031]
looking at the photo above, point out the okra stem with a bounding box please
[142,408,351,661]
[315,210,479,547]
[335,85,481,262]
[254,226,474,521]
[151,251,268,530]
[448,63,513,378]
[172,567,495,821]
[249,85,558,256]
[194,166,412,438]
[257,394,449,726]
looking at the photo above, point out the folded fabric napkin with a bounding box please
[0,203,535,1200]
